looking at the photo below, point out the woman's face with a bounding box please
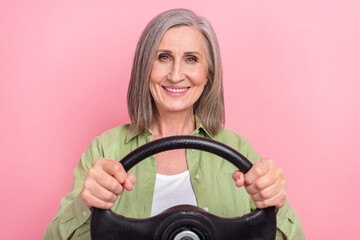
[149,26,208,116]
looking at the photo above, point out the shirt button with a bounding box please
[204,207,209,212]
[194,174,200,180]
[82,211,88,217]
[191,149,195,152]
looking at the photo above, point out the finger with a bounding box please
[232,171,245,187]
[81,189,115,209]
[123,173,137,191]
[245,169,280,195]
[87,167,124,195]
[249,181,282,202]
[245,159,272,185]
[102,160,127,184]
[83,175,120,202]
[253,188,287,209]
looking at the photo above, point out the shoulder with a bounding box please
[82,124,133,163]
[95,124,132,144]
[213,128,261,164]
[213,128,249,149]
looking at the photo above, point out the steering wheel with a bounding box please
[90,136,276,240]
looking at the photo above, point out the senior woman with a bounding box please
[44,9,305,239]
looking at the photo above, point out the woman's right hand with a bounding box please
[81,158,137,209]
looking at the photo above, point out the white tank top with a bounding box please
[150,170,198,217]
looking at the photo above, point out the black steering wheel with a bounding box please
[90,136,276,239]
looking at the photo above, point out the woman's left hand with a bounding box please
[232,158,286,209]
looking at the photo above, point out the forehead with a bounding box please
[158,26,206,52]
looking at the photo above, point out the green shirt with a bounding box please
[44,122,305,239]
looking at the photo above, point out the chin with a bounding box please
[161,106,193,114]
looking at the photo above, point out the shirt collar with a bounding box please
[125,125,152,143]
[125,116,214,143]
[193,116,214,139]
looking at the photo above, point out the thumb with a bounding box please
[123,173,137,191]
[232,170,245,187]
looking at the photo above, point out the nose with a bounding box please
[167,60,185,83]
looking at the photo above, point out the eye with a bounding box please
[186,57,197,63]
[159,55,170,61]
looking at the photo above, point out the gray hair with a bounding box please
[127,8,224,136]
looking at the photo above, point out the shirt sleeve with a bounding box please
[43,140,101,239]
[245,140,306,240]
[275,200,306,239]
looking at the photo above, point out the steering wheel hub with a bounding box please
[174,230,200,240]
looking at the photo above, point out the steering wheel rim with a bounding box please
[90,136,276,240]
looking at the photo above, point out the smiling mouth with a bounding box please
[163,86,189,93]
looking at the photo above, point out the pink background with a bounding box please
[1,0,359,239]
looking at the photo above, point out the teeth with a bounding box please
[164,87,188,93]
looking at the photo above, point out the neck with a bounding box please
[150,110,196,138]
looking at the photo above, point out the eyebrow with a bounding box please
[156,49,202,56]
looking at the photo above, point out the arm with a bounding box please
[43,153,93,239]
[212,128,305,239]
[233,159,305,239]
[44,140,136,239]
[275,199,305,239]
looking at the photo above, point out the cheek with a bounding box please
[189,69,208,85]
[150,63,168,83]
